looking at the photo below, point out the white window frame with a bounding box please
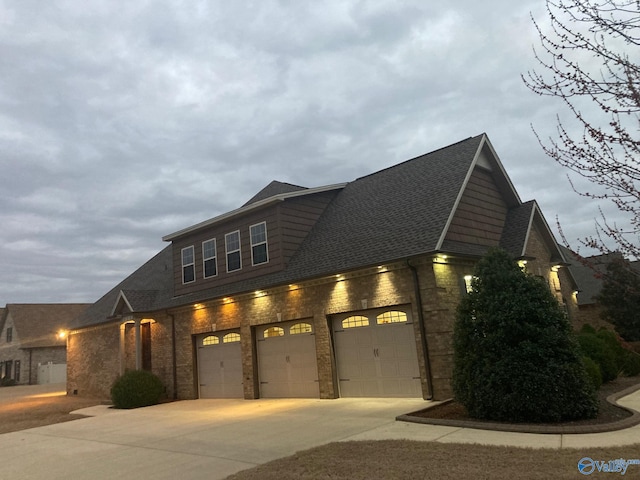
[181,246,195,284]
[225,230,242,273]
[250,221,269,266]
[202,238,217,279]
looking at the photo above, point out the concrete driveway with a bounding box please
[0,396,429,480]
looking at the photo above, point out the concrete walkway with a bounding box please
[1,390,640,480]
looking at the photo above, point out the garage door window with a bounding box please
[223,333,241,343]
[342,316,369,328]
[264,327,284,338]
[202,335,220,346]
[376,311,408,324]
[290,323,312,334]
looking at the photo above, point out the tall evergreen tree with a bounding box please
[453,248,598,423]
[599,257,640,341]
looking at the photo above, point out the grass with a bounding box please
[0,386,103,434]
[224,440,640,480]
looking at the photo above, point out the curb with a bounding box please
[396,383,640,434]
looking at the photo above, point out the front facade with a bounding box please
[0,304,89,385]
[68,134,575,401]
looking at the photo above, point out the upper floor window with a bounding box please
[225,231,242,272]
[203,239,217,278]
[250,222,268,265]
[6,327,12,343]
[182,246,195,284]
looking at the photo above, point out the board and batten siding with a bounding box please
[443,167,508,247]
[170,191,338,297]
[277,191,338,265]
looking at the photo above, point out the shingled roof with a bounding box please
[76,133,561,327]
[242,181,308,207]
[72,246,173,328]
[4,304,90,348]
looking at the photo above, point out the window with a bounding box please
[290,323,312,334]
[202,335,219,346]
[264,326,284,338]
[223,332,241,343]
[14,360,20,382]
[342,316,369,328]
[376,311,407,324]
[250,222,268,265]
[225,231,242,272]
[202,239,217,278]
[182,246,195,284]
[6,327,12,343]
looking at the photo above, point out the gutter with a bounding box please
[406,259,434,400]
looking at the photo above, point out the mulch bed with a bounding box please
[402,375,640,432]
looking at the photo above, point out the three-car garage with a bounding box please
[196,306,422,400]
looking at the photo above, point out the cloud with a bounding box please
[0,0,632,304]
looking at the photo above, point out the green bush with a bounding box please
[0,378,16,387]
[576,332,619,383]
[452,248,598,423]
[622,350,640,376]
[580,324,597,335]
[582,356,603,390]
[110,369,164,409]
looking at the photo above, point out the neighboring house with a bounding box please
[560,246,638,331]
[0,304,90,385]
[68,133,575,401]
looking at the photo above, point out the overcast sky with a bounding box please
[0,0,631,305]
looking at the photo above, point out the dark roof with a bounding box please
[78,133,561,326]
[500,201,535,258]
[559,246,623,305]
[242,181,308,207]
[72,246,173,328]
[4,304,90,348]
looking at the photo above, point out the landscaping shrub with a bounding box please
[576,332,619,383]
[110,369,164,409]
[0,378,16,387]
[622,350,640,376]
[453,248,598,423]
[582,356,602,390]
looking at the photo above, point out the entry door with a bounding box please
[197,331,243,398]
[333,308,422,397]
[257,320,319,398]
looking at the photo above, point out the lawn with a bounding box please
[0,385,103,434]
[224,440,640,479]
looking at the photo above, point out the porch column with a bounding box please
[134,318,142,370]
[119,323,127,375]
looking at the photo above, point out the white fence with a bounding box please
[37,363,66,385]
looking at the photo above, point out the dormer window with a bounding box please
[203,239,217,278]
[181,246,195,284]
[250,222,268,265]
[225,231,242,272]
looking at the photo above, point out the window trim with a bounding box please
[181,246,196,284]
[250,221,269,266]
[225,230,242,273]
[202,238,217,279]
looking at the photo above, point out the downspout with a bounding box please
[170,314,178,400]
[406,259,434,400]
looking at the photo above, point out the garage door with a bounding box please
[333,308,422,397]
[197,330,243,398]
[257,320,319,398]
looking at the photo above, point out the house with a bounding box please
[560,247,640,331]
[67,133,576,401]
[0,304,89,385]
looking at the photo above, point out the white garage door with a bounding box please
[333,308,422,397]
[257,320,319,398]
[197,331,243,398]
